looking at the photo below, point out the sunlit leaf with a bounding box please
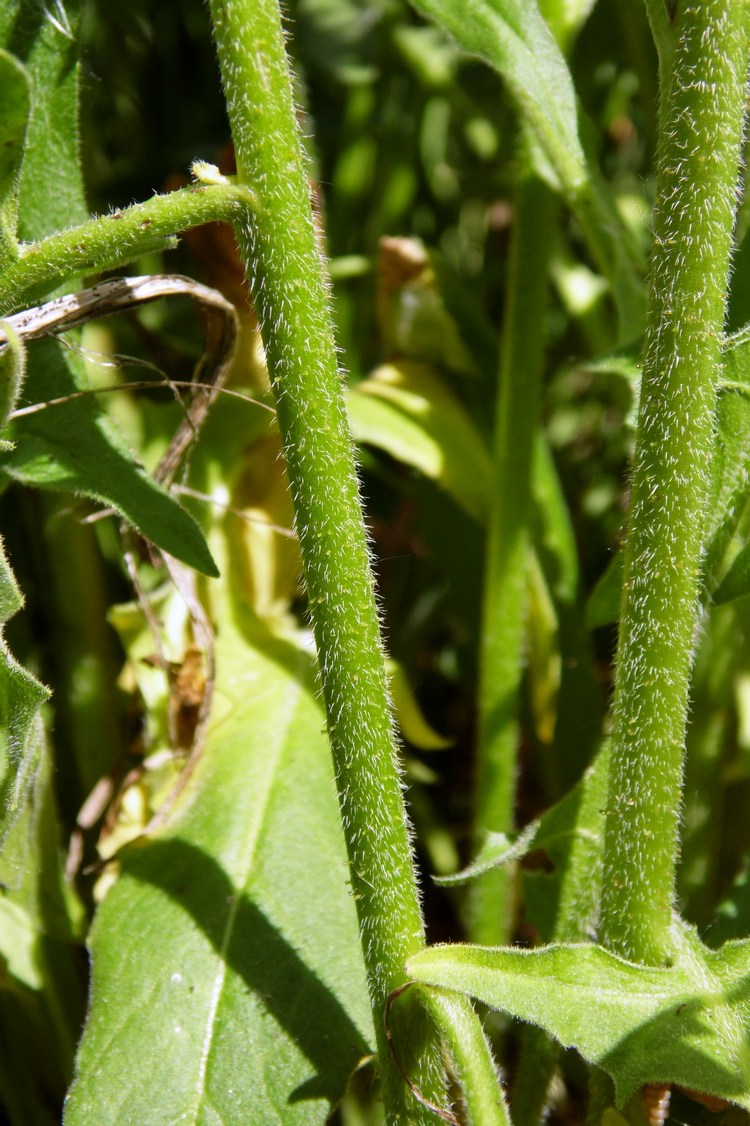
[407,922,750,1110]
[66,606,373,1124]
[539,0,599,50]
[347,361,492,522]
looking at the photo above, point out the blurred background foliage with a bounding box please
[6,1,750,1122]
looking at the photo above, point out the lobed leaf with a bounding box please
[407,923,750,1110]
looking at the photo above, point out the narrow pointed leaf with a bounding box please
[1,339,218,576]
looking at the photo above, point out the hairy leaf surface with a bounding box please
[407,923,750,1110]
[65,611,373,1125]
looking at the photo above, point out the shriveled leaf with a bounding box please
[65,611,373,1125]
[347,361,492,522]
[407,922,750,1111]
[1,339,218,576]
[376,237,478,377]
[406,0,586,191]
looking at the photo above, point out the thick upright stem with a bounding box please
[471,167,556,946]
[600,0,748,964]
[207,0,445,1117]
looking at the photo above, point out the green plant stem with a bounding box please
[0,183,254,315]
[599,0,749,964]
[417,987,511,1126]
[471,164,556,946]
[206,0,462,1118]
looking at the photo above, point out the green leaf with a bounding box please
[728,226,750,334]
[0,536,49,814]
[404,0,643,341]
[407,923,750,1111]
[406,0,586,191]
[0,319,26,429]
[0,716,86,1119]
[0,540,80,936]
[0,12,217,575]
[0,542,85,1104]
[586,553,623,628]
[531,434,579,605]
[522,742,608,943]
[711,855,750,947]
[1,339,218,576]
[65,611,373,1124]
[437,742,608,942]
[712,542,750,605]
[347,361,492,523]
[0,0,87,243]
[538,0,598,50]
[585,333,750,617]
[704,333,750,600]
[0,47,31,266]
[388,659,453,750]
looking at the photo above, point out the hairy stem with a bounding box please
[0,182,253,315]
[207,0,453,1118]
[599,0,749,964]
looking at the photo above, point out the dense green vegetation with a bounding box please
[2,1,750,1122]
